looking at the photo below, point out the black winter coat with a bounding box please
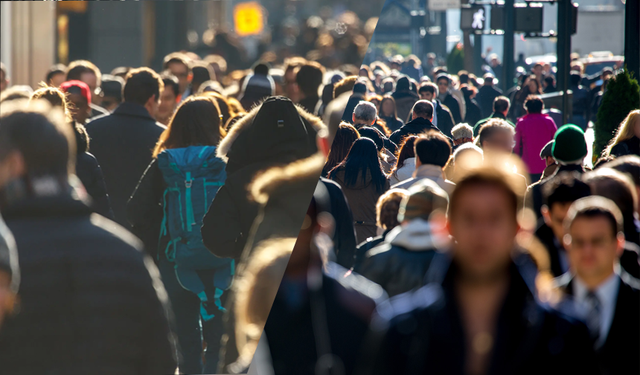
[0,194,177,375]
[389,117,451,146]
[475,85,503,118]
[610,136,640,157]
[363,257,600,375]
[321,178,358,269]
[85,102,166,229]
[526,164,586,219]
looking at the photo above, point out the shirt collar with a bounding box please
[573,272,620,305]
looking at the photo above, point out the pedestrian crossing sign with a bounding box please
[234,2,264,37]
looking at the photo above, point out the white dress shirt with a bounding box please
[573,273,620,348]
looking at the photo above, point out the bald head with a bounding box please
[411,100,434,121]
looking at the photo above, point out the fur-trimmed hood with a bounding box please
[217,96,326,175]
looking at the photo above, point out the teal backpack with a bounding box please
[157,145,230,270]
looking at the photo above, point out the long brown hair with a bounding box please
[390,135,417,176]
[322,122,360,175]
[604,109,640,156]
[153,96,226,157]
[379,95,399,119]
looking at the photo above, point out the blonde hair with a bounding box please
[604,110,640,156]
[234,238,296,368]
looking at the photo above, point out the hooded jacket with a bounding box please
[201,96,323,260]
[358,219,445,297]
[392,78,420,124]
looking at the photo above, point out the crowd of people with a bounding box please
[0,41,638,375]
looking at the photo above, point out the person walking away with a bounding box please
[388,136,417,185]
[296,61,325,115]
[514,95,558,182]
[379,95,404,132]
[128,96,231,374]
[358,180,449,297]
[473,96,513,137]
[0,101,177,375]
[328,138,390,243]
[391,76,420,124]
[322,123,360,177]
[65,60,110,120]
[570,72,589,131]
[475,73,502,118]
[86,68,166,230]
[418,82,455,138]
[436,74,462,125]
[555,196,639,375]
[604,110,640,157]
[389,100,448,145]
[393,132,455,195]
[460,85,482,128]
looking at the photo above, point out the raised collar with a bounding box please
[112,102,154,121]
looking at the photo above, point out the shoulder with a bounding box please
[374,283,444,324]
[325,262,388,304]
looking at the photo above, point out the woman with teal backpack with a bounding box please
[128,96,231,374]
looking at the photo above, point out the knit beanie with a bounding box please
[397,179,449,222]
[552,124,587,163]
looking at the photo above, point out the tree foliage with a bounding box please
[593,68,640,159]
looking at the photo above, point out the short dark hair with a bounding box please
[66,60,101,86]
[0,101,74,178]
[604,155,640,187]
[544,75,555,86]
[582,168,637,221]
[419,82,438,96]
[123,68,164,105]
[412,100,434,119]
[493,96,510,113]
[296,61,325,97]
[161,72,180,98]
[476,118,514,146]
[524,95,544,114]
[436,73,451,84]
[542,172,591,209]
[46,64,67,84]
[564,196,623,237]
[100,74,124,102]
[414,131,451,168]
[191,61,215,86]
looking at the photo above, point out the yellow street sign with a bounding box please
[234,2,264,37]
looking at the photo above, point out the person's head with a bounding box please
[604,155,640,213]
[352,101,377,126]
[410,100,434,121]
[541,172,592,242]
[582,168,638,226]
[357,127,384,153]
[100,74,124,112]
[0,101,73,190]
[601,67,614,81]
[65,60,101,104]
[451,123,473,146]
[330,137,387,193]
[190,61,215,94]
[123,67,164,119]
[526,74,542,94]
[418,82,438,101]
[333,75,358,98]
[452,143,484,182]
[460,85,477,101]
[153,96,226,157]
[46,64,67,88]
[476,118,515,153]
[605,110,640,156]
[448,166,523,281]
[368,95,383,112]
[543,75,555,89]
[110,66,132,80]
[488,53,500,67]
[60,80,91,124]
[524,95,544,114]
[483,73,495,86]
[382,77,395,94]
[30,86,72,122]
[379,95,398,118]
[324,122,359,174]
[552,124,588,165]
[0,63,8,93]
[376,189,408,231]
[398,179,448,224]
[436,74,451,95]
[392,136,417,173]
[532,63,543,77]
[563,196,625,288]
[162,53,192,95]
[158,73,180,125]
[493,96,510,116]
[414,131,451,169]
[283,57,307,99]
[540,140,556,167]
[296,61,325,99]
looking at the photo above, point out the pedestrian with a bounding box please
[30,86,113,219]
[436,73,462,125]
[100,74,124,112]
[514,95,558,182]
[450,123,473,150]
[60,80,92,125]
[460,85,482,127]
[365,164,599,375]
[473,96,513,136]
[570,72,589,131]
[322,123,360,177]
[358,126,397,175]
[475,118,516,155]
[353,189,408,271]
[555,196,639,375]
[157,73,180,126]
[163,52,193,99]
[379,95,404,132]
[389,100,446,145]
[388,136,417,185]
[85,67,166,229]
[328,137,390,243]
[359,179,449,297]
[604,109,640,157]
[128,96,231,374]
[0,101,177,375]
[296,61,325,115]
[391,76,420,123]
[475,73,502,118]
[45,64,67,88]
[393,131,455,194]
[418,82,456,138]
[239,63,276,111]
[65,60,110,119]
[536,172,592,277]
[539,140,559,180]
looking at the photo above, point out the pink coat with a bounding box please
[514,113,557,174]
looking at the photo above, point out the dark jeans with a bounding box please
[159,257,224,374]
